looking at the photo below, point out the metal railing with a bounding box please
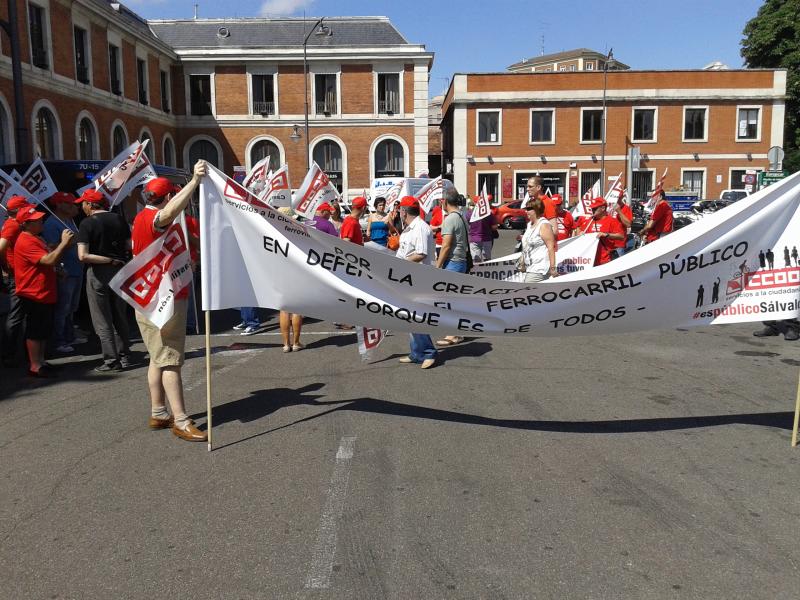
[378,98,399,114]
[253,101,274,115]
[315,100,337,115]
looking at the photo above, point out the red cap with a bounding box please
[589,197,607,210]
[78,189,108,206]
[351,196,367,209]
[6,196,30,211]
[399,196,419,208]
[316,202,333,213]
[551,194,563,205]
[487,194,493,201]
[143,177,177,199]
[16,205,47,223]
[48,191,77,205]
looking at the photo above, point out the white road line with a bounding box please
[305,436,357,589]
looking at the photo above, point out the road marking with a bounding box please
[184,351,262,392]
[305,436,357,589]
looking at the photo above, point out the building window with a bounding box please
[109,45,122,95]
[160,70,170,113]
[631,171,654,201]
[477,173,499,205]
[0,102,11,164]
[314,74,337,115]
[737,107,759,141]
[585,62,595,70]
[377,73,400,114]
[683,107,707,141]
[632,108,656,141]
[250,139,280,172]
[530,109,554,143]
[312,140,343,192]
[188,139,219,168]
[559,65,567,71]
[374,139,404,178]
[581,109,603,142]
[136,58,148,105]
[74,26,90,84]
[163,137,175,167]
[477,110,501,144]
[112,125,127,155]
[252,74,275,115]
[77,117,96,159]
[682,170,704,197]
[189,75,212,116]
[34,107,57,159]
[28,3,48,69]
[140,131,153,161]
[580,171,600,197]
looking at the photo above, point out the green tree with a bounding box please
[741,0,800,173]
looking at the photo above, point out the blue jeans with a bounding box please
[239,307,260,328]
[443,259,467,273]
[409,333,437,362]
[53,276,82,347]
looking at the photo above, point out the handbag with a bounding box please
[387,232,400,251]
[456,213,474,273]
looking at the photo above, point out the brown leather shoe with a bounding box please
[148,415,174,430]
[171,420,207,442]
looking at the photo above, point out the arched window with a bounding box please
[163,136,175,167]
[249,139,280,172]
[312,139,343,193]
[374,139,404,178]
[112,125,128,155]
[0,101,10,165]
[188,139,219,168]
[78,118,96,160]
[140,131,154,161]
[34,107,57,159]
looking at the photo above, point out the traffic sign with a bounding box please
[758,170,787,189]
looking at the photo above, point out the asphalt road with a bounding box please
[1,230,799,600]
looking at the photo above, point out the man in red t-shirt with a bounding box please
[340,196,366,245]
[552,194,575,242]
[131,161,208,443]
[429,201,444,254]
[526,176,557,231]
[612,197,633,256]
[1,196,33,366]
[640,190,673,244]
[575,198,626,266]
[13,205,74,377]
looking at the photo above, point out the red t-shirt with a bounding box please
[429,206,443,245]
[185,214,200,263]
[339,215,363,246]
[646,201,673,243]
[613,204,633,248]
[576,215,625,265]
[132,207,189,300]
[1,218,22,276]
[13,231,56,303]
[540,195,557,220]
[555,210,575,241]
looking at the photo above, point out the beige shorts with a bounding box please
[136,299,188,367]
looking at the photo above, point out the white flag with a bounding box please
[574,178,601,218]
[18,158,58,203]
[382,180,405,212]
[92,141,157,206]
[9,169,21,182]
[292,162,340,219]
[0,169,36,207]
[243,155,270,195]
[415,176,454,214]
[645,168,669,212]
[356,327,386,361]
[470,181,492,222]
[110,216,193,328]
[259,164,291,208]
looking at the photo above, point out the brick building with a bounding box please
[507,48,629,73]
[440,69,787,205]
[0,2,433,198]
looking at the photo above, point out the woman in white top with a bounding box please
[519,197,558,283]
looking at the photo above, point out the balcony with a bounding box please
[253,101,275,116]
[191,101,213,116]
[76,65,90,84]
[32,48,48,69]
[315,101,337,116]
[378,99,399,115]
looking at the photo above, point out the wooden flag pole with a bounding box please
[791,366,800,448]
[205,310,213,452]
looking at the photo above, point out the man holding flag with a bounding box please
[131,162,208,442]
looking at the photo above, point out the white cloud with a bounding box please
[259,0,316,16]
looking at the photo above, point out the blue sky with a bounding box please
[130,0,765,97]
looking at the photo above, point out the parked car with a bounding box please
[494,201,527,229]
[719,189,749,202]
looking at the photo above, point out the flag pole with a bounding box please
[791,366,800,447]
[205,310,213,452]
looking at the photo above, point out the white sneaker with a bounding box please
[241,325,260,336]
[55,344,75,354]
[232,321,247,331]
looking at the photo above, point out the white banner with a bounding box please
[415,176,454,214]
[470,181,492,222]
[259,164,291,208]
[0,168,35,207]
[293,162,340,219]
[201,165,800,337]
[19,158,58,203]
[110,216,193,328]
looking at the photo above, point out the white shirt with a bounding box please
[521,219,552,276]
[396,216,434,265]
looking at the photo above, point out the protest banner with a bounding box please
[19,158,58,202]
[0,168,35,207]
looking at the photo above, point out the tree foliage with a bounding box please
[741,0,800,172]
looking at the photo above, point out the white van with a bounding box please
[368,177,434,209]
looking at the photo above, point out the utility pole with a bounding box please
[0,0,29,162]
[599,48,613,195]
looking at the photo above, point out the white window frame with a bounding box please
[373,69,403,118]
[244,135,286,171]
[138,126,155,161]
[476,109,502,146]
[559,65,567,71]
[311,68,341,117]
[108,119,129,155]
[75,110,99,160]
[630,167,656,200]
[369,134,409,179]
[513,169,570,201]
[579,169,602,198]
[0,93,16,163]
[26,0,53,73]
[529,107,556,145]
[106,30,123,97]
[735,105,762,143]
[585,62,595,71]
[158,65,171,113]
[135,48,149,106]
[475,170,502,205]
[71,11,92,87]
[680,167,707,198]
[183,134,224,171]
[682,105,709,143]
[30,98,63,159]
[162,132,176,167]
[579,107,604,145]
[185,67,216,117]
[309,134,347,193]
[247,68,279,117]
[631,106,658,143]
[727,167,764,190]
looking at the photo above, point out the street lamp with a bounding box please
[303,18,332,170]
[289,124,301,143]
[599,48,613,195]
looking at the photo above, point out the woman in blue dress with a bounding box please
[366,197,397,246]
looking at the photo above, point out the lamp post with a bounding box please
[599,48,613,195]
[302,18,332,170]
[0,0,29,162]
